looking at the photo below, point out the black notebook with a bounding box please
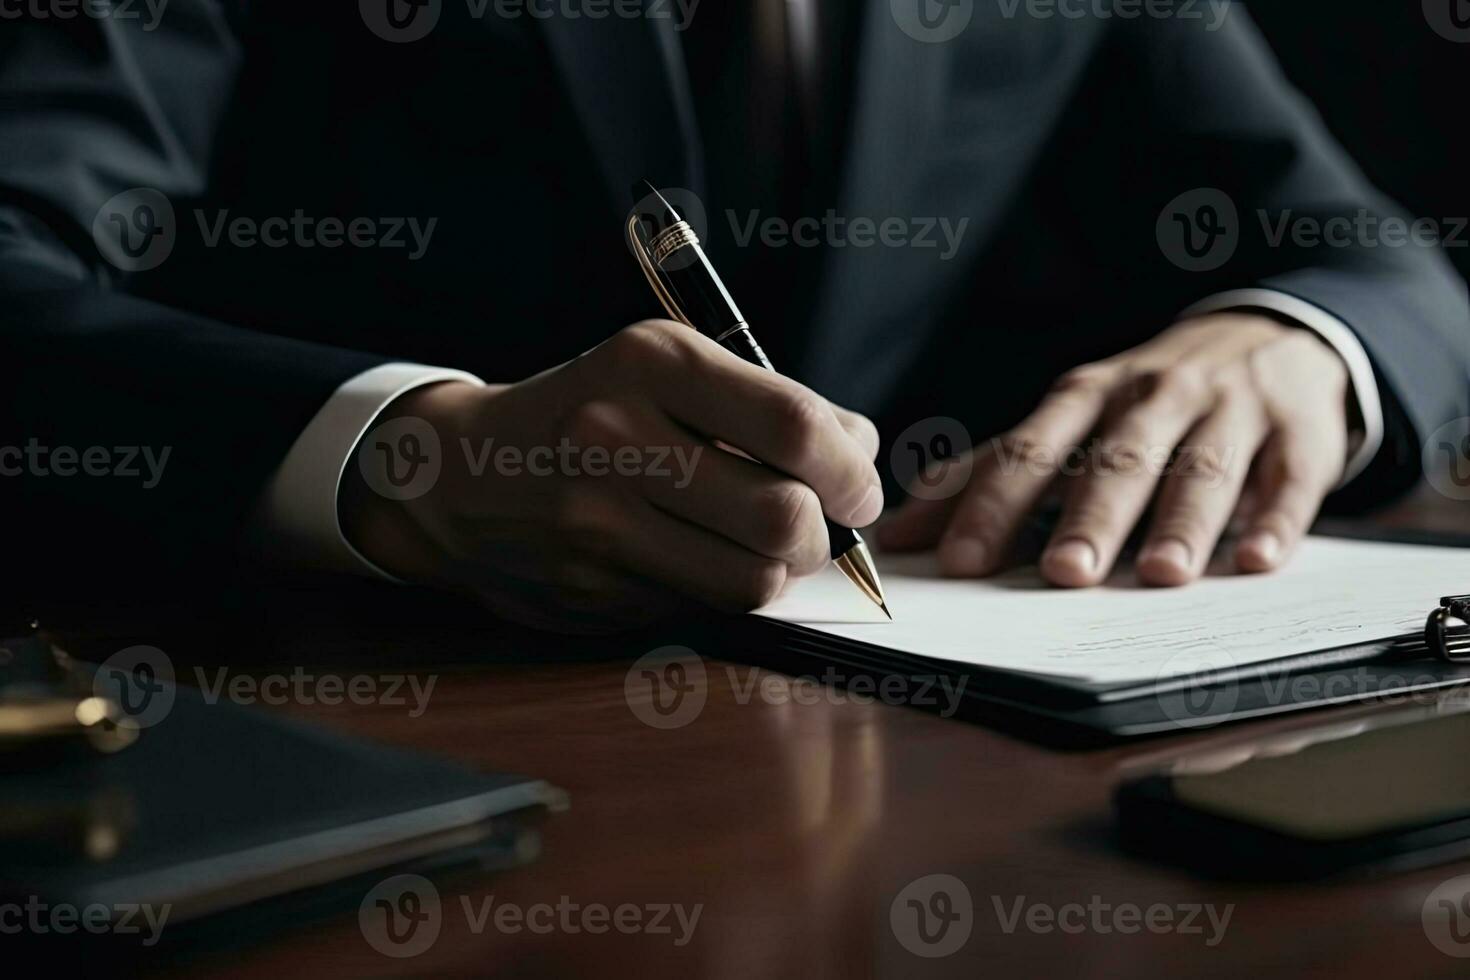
[0,676,561,930]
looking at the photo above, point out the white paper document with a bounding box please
[754,536,1469,686]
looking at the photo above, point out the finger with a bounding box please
[639,415,830,576]
[611,498,796,613]
[829,403,881,460]
[1136,395,1267,586]
[560,399,831,575]
[601,322,881,527]
[1041,366,1215,587]
[1234,427,1336,574]
[936,365,1114,576]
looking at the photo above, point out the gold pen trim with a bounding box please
[626,213,694,328]
[834,542,891,620]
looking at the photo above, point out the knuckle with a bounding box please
[1215,362,1253,393]
[993,429,1058,476]
[780,388,828,437]
[1095,432,1153,477]
[1123,367,1168,402]
[608,319,689,369]
[1159,363,1211,403]
[1108,364,1208,417]
[1172,446,1229,485]
[1050,364,1111,399]
[1158,367,1205,414]
[1215,385,1268,427]
[770,388,830,457]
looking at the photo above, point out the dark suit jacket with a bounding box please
[1,2,1466,592]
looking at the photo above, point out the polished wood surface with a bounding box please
[83,492,1470,977]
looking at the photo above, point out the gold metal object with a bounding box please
[0,695,140,754]
[0,630,140,755]
[833,542,891,620]
[626,212,694,329]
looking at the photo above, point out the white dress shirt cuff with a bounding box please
[254,362,485,580]
[1180,289,1384,488]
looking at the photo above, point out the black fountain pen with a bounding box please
[627,182,890,618]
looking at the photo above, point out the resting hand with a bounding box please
[879,314,1351,586]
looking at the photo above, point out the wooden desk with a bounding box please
[114,492,1470,976]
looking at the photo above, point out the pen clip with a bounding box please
[626,212,694,329]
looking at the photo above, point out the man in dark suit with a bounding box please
[1,2,1466,631]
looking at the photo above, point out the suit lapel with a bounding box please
[538,8,703,221]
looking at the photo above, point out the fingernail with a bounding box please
[850,483,883,526]
[1140,538,1192,573]
[1242,531,1281,567]
[1044,539,1097,576]
[940,536,988,576]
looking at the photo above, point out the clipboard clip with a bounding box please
[1426,595,1470,663]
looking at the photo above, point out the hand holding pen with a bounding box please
[627,182,890,616]
[336,235,887,632]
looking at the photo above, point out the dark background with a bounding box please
[1250,2,1469,282]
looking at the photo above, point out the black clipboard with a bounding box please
[724,532,1470,747]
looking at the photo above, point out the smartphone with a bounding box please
[1115,695,1470,879]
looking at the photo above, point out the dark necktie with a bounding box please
[681,0,813,365]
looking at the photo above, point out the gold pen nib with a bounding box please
[833,540,891,620]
